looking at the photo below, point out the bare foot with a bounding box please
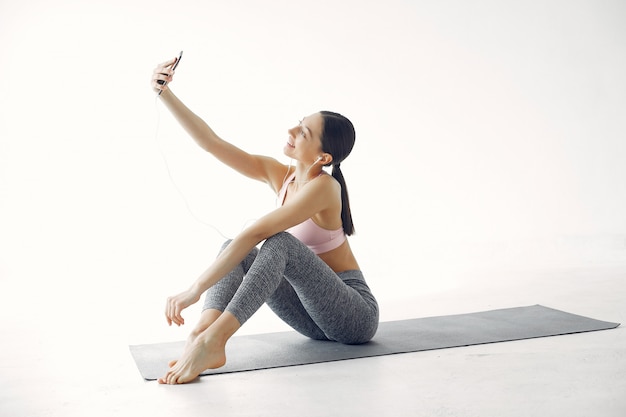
[159,311,240,385]
[170,309,222,367]
[175,331,204,365]
[158,336,226,384]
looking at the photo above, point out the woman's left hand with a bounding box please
[164,289,201,326]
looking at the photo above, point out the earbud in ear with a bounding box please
[316,156,323,163]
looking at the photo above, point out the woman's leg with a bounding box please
[185,241,258,350]
[160,232,378,384]
[193,241,258,331]
[225,232,379,344]
[161,240,257,384]
[159,310,241,384]
[201,240,259,313]
[265,277,330,340]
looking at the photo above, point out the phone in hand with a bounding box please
[157,51,183,95]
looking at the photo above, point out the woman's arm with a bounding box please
[164,175,340,326]
[152,59,287,191]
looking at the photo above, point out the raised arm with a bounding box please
[152,58,287,191]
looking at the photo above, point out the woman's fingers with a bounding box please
[152,69,173,87]
[152,57,178,91]
[165,297,178,326]
[165,295,186,326]
[164,289,199,326]
[165,300,173,326]
[152,74,172,91]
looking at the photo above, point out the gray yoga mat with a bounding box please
[129,305,619,380]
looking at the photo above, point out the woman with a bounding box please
[151,57,379,384]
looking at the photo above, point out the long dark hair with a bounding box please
[319,111,356,236]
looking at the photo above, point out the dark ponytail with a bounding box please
[319,111,356,236]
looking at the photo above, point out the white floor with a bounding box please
[1,260,625,417]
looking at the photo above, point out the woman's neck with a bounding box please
[293,160,323,184]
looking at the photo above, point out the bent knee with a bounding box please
[220,238,259,259]
[264,231,296,245]
[261,231,301,253]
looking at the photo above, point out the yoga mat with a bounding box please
[129,305,619,380]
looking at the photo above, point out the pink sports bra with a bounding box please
[277,172,346,255]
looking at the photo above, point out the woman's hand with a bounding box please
[151,57,178,94]
[164,288,201,326]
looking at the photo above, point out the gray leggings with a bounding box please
[202,232,379,344]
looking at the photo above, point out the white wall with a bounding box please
[1,0,625,341]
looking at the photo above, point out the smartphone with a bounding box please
[157,51,183,95]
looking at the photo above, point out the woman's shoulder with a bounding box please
[306,171,342,204]
[316,170,341,191]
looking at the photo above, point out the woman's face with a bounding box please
[284,112,324,163]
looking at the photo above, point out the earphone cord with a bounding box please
[154,96,231,240]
